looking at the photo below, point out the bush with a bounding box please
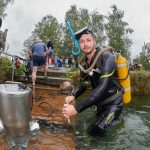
[65,65,80,86]
[130,70,150,95]
[0,57,25,83]
[15,64,25,76]
[1,57,12,82]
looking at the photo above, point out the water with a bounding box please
[0,86,149,150]
[74,95,150,150]
[0,119,75,150]
[0,86,75,150]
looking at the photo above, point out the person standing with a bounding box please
[68,55,73,68]
[31,40,48,86]
[47,40,54,67]
[62,27,123,136]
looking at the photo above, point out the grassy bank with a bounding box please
[66,69,150,96]
[130,70,150,95]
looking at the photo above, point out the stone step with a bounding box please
[18,75,72,86]
[37,67,71,77]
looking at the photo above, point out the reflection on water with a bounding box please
[75,95,150,150]
[0,86,75,150]
[0,85,150,150]
[4,135,29,150]
[0,119,75,150]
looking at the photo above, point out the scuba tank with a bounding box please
[116,53,131,104]
[78,47,131,104]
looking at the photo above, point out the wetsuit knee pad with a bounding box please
[87,107,122,136]
[87,124,106,136]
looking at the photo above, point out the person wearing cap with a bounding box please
[62,27,123,136]
[30,40,48,86]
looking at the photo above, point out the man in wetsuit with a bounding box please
[62,27,123,136]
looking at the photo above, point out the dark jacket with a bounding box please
[72,48,123,113]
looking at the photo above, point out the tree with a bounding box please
[0,0,14,83]
[23,15,63,55]
[64,5,81,57]
[23,4,133,61]
[137,42,150,70]
[0,0,14,17]
[64,5,105,57]
[105,5,133,59]
[90,10,106,47]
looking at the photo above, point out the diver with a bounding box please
[62,27,124,136]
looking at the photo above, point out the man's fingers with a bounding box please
[63,114,69,118]
[63,104,68,108]
[65,98,71,103]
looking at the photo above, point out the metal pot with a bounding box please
[0,81,32,136]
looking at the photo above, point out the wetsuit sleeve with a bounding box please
[71,71,88,99]
[74,52,116,113]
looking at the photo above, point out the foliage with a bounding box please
[130,70,150,95]
[1,57,12,82]
[0,0,14,17]
[0,0,14,83]
[65,65,80,85]
[0,56,25,83]
[135,43,150,70]
[15,64,25,76]
[64,5,106,56]
[23,15,63,55]
[23,4,133,61]
[105,5,133,59]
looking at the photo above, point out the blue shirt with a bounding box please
[31,42,47,56]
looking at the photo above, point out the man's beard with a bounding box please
[84,44,95,55]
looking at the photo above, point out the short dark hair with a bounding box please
[75,27,94,40]
[47,40,54,49]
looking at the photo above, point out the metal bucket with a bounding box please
[0,81,32,136]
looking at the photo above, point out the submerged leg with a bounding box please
[87,103,123,136]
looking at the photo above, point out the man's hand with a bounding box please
[65,95,75,104]
[62,104,77,118]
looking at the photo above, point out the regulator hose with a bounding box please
[78,47,113,74]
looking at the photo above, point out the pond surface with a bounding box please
[75,94,150,150]
[0,86,149,150]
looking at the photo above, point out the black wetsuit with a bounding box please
[72,48,123,136]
